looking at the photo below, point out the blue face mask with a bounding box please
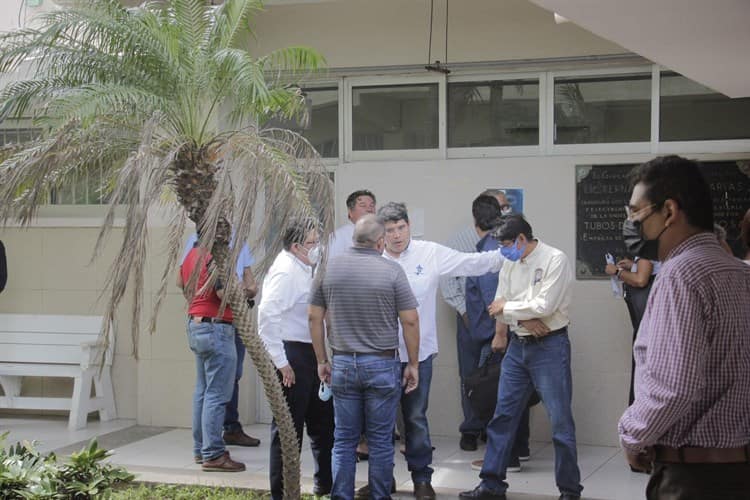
[501,238,526,262]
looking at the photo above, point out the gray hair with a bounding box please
[353,214,385,247]
[377,202,409,224]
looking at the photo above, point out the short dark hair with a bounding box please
[493,214,533,242]
[282,217,318,250]
[629,155,713,231]
[472,195,502,231]
[377,202,409,224]
[346,190,376,210]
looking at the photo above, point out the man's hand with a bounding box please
[617,258,635,270]
[279,364,295,387]
[624,447,654,473]
[519,319,550,337]
[491,332,508,353]
[604,263,618,276]
[402,363,419,394]
[487,298,506,317]
[317,361,331,385]
[461,312,470,329]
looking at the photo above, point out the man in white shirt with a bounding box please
[328,189,376,258]
[377,202,505,500]
[181,233,260,447]
[258,218,333,499]
[439,189,511,451]
[460,215,582,500]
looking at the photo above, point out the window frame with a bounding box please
[546,65,654,156]
[344,74,446,162]
[446,71,545,159]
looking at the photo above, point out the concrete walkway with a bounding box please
[0,416,649,499]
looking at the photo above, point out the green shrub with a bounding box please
[0,432,134,499]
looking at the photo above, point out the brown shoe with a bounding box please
[201,451,246,472]
[223,430,260,447]
[414,482,436,500]
[354,476,397,498]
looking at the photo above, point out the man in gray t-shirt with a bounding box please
[309,214,420,499]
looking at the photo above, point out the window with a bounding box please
[0,126,40,146]
[553,73,651,144]
[266,87,339,158]
[352,84,439,150]
[49,167,109,205]
[660,72,750,142]
[448,79,539,147]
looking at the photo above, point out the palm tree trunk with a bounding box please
[211,240,301,499]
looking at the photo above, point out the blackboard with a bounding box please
[576,160,750,279]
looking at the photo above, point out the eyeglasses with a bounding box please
[624,204,656,222]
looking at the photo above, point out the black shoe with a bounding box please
[558,495,580,500]
[459,485,507,500]
[460,433,479,451]
[414,481,436,500]
[313,484,331,496]
[479,430,487,443]
[507,456,522,473]
[354,477,397,499]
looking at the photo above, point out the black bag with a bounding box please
[0,240,6,294]
[464,353,541,423]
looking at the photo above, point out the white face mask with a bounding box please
[307,245,322,265]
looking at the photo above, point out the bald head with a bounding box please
[353,213,385,249]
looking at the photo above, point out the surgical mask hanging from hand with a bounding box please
[500,238,527,262]
[622,219,659,261]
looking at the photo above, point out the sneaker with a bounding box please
[194,455,203,464]
[460,433,479,451]
[223,429,260,447]
[507,457,522,472]
[201,451,246,472]
[519,454,531,462]
[471,459,484,471]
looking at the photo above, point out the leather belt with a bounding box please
[189,315,233,326]
[512,327,567,345]
[332,349,397,358]
[654,445,750,464]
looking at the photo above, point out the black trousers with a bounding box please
[270,341,334,500]
[647,461,750,500]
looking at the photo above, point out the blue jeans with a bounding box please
[223,333,245,433]
[480,331,582,497]
[401,354,435,484]
[330,353,401,500]
[187,320,237,460]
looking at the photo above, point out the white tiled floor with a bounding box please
[0,417,649,499]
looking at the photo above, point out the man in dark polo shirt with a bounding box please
[309,213,420,499]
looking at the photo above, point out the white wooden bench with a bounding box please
[0,314,116,430]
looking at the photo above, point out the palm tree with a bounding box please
[0,0,333,497]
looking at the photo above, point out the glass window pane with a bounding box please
[352,84,439,150]
[265,87,339,158]
[448,80,539,147]
[554,74,651,144]
[660,72,750,141]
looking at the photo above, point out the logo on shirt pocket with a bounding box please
[533,268,543,286]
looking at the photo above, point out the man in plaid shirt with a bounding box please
[618,155,750,499]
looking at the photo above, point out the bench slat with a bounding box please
[0,332,99,346]
[0,314,102,335]
[0,345,83,364]
[0,363,82,377]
